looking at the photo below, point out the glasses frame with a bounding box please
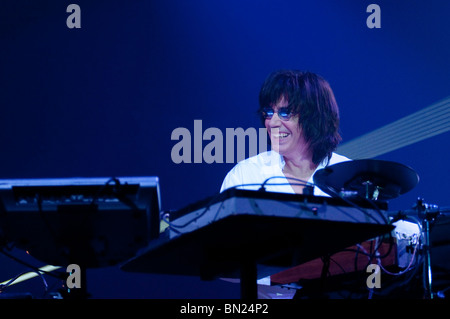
[261,107,296,121]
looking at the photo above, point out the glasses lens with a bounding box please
[262,108,274,119]
[262,107,294,120]
[278,107,291,120]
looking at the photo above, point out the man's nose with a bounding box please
[267,112,282,127]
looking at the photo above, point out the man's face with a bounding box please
[264,96,307,158]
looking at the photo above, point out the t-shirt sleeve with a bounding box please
[220,164,243,192]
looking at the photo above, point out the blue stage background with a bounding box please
[0,0,449,298]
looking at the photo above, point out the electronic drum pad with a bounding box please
[313,159,419,201]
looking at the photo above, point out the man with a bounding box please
[219,70,351,298]
[221,69,350,196]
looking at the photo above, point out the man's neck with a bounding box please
[282,151,318,180]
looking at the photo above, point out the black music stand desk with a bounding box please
[122,191,393,299]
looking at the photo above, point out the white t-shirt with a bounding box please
[220,150,351,196]
[219,150,351,298]
[220,150,420,299]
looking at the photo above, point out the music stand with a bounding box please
[0,176,161,298]
[122,190,394,299]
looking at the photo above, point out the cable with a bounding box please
[89,177,120,207]
[340,232,395,261]
[356,195,390,225]
[315,182,387,225]
[167,177,390,233]
[379,237,420,276]
[0,267,52,293]
[0,272,29,292]
[166,181,316,232]
[164,190,227,231]
[0,249,64,280]
[259,176,312,191]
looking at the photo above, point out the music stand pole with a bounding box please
[416,198,439,299]
[422,216,433,299]
[240,260,257,299]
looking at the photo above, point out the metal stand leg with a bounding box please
[416,198,439,299]
[422,218,433,299]
[240,261,257,299]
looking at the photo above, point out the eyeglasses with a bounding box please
[261,107,296,121]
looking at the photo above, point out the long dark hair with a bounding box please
[258,69,342,165]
